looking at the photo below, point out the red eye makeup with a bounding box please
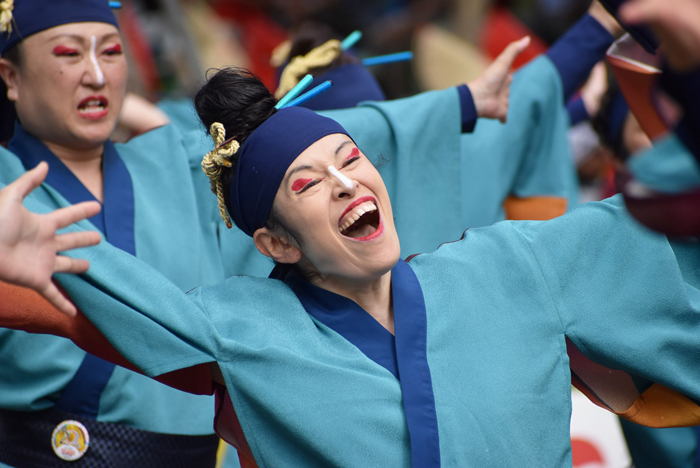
[292,178,313,192]
[53,45,78,56]
[346,148,359,160]
[104,44,122,54]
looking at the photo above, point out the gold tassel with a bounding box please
[201,122,240,229]
[0,0,14,35]
[275,39,341,99]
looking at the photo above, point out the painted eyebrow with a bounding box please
[334,140,353,155]
[284,165,314,186]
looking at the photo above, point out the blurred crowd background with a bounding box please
[116,0,618,206]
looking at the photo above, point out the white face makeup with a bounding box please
[328,165,353,189]
[89,35,105,85]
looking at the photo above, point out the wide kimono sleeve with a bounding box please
[460,55,577,228]
[512,193,700,420]
[17,190,222,378]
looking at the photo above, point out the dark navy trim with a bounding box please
[102,141,136,255]
[9,123,136,255]
[392,259,441,467]
[54,354,117,417]
[286,261,441,467]
[457,84,478,133]
[8,122,137,417]
[567,96,589,126]
[546,14,614,103]
[285,272,399,378]
[10,123,105,232]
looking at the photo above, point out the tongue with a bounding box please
[346,223,376,238]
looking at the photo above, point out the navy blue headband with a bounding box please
[229,107,351,237]
[300,63,385,111]
[0,0,119,56]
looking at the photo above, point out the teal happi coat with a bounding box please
[0,85,477,466]
[25,132,700,468]
[0,125,219,448]
[454,55,576,227]
[183,55,575,278]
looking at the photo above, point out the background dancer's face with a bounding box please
[0,22,127,150]
[256,133,401,283]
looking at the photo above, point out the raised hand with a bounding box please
[0,162,101,316]
[467,36,531,123]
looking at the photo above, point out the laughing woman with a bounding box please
[5,68,700,468]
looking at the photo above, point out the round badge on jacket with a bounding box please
[51,420,90,461]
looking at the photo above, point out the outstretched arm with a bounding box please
[0,279,217,394]
[0,162,101,315]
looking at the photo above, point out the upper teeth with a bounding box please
[340,201,377,232]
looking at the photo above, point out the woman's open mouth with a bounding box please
[338,197,383,240]
[77,96,109,120]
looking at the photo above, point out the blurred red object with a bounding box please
[213,1,288,91]
[480,7,547,70]
[118,1,162,97]
[571,438,605,467]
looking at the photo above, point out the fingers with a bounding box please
[40,282,78,317]
[55,230,102,253]
[54,255,91,274]
[50,200,102,230]
[493,36,531,71]
[9,161,48,201]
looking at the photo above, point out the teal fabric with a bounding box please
[619,421,696,468]
[621,134,700,468]
[629,133,700,193]
[216,57,576,277]
[213,85,464,276]
[162,59,576,276]
[458,56,578,228]
[0,125,217,437]
[33,179,700,467]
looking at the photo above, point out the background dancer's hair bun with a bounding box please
[194,68,278,222]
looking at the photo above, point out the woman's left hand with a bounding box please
[467,36,531,123]
[0,162,102,316]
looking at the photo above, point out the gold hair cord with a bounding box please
[201,122,240,229]
[275,39,341,99]
[0,0,14,34]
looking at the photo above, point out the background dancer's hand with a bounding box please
[467,36,531,123]
[620,0,700,71]
[0,162,101,316]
